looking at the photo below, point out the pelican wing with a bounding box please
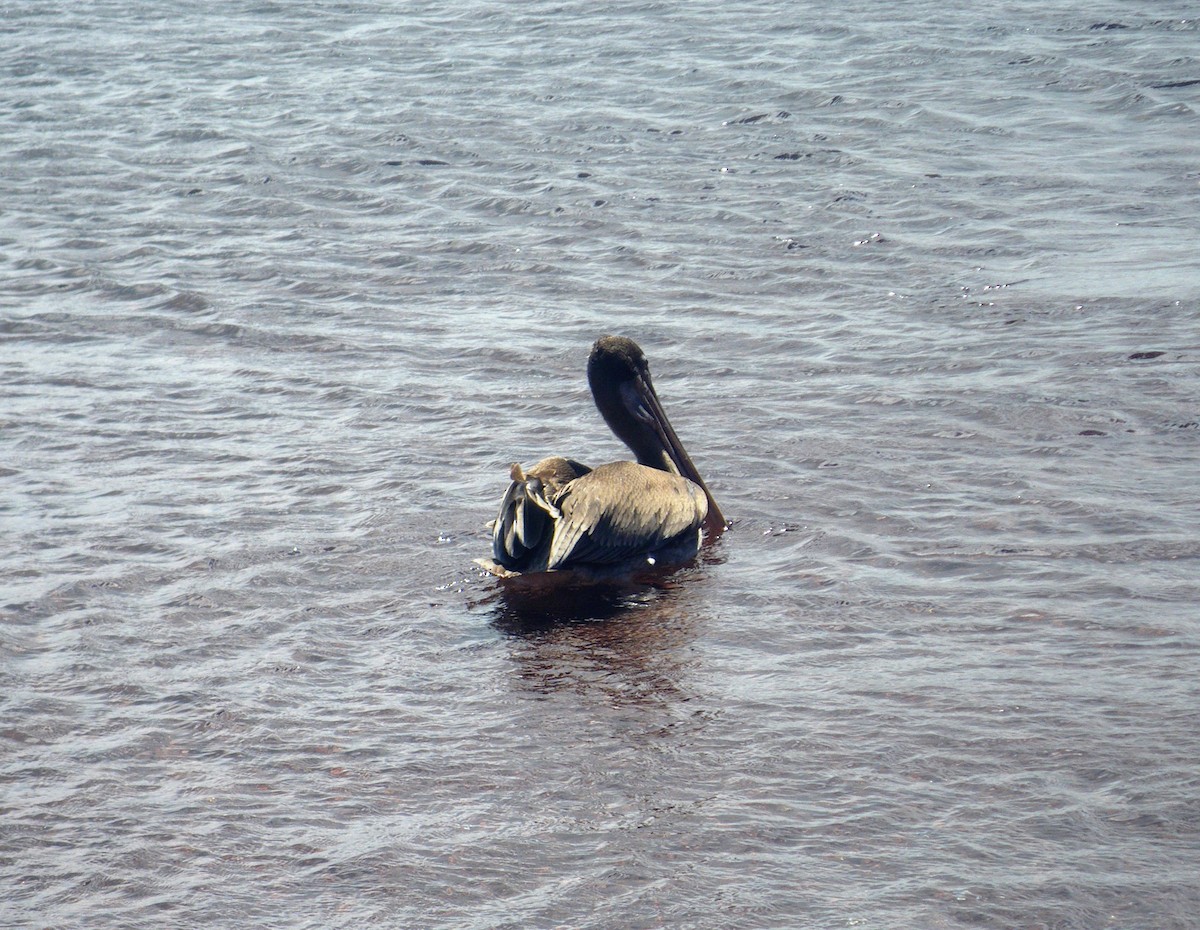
[492,477,548,568]
[492,457,592,572]
[547,461,709,569]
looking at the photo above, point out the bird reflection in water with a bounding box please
[481,544,726,710]
[489,574,698,706]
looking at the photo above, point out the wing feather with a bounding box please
[493,477,550,568]
[491,457,592,572]
[547,461,708,569]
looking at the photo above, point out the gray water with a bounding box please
[3,2,1199,928]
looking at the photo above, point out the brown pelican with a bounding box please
[479,335,726,578]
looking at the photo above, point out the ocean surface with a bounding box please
[3,2,1198,928]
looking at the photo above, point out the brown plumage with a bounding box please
[479,336,725,578]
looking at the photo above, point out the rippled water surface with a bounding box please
[3,1,1199,928]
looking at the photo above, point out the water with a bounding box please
[3,1,1198,927]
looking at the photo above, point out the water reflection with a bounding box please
[485,544,726,633]
[488,575,675,632]
[484,564,717,711]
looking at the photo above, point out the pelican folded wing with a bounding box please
[547,462,708,569]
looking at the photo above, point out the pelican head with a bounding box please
[587,336,726,533]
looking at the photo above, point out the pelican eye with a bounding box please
[620,380,655,424]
